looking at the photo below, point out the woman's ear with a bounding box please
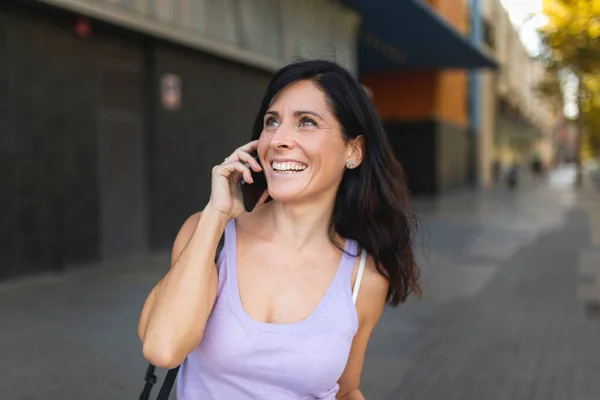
[346,135,365,169]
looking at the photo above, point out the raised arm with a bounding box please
[137,140,267,368]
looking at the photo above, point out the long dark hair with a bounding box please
[251,59,420,306]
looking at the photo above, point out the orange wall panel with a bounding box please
[362,70,468,127]
[361,0,469,126]
[435,70,468,126]
[426,0,467,33]
[362,72,437,120]
[420,0,469,125]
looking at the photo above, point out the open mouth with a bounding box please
[271,161,308,174]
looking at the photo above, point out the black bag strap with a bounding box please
[139,364,157,400]
[156,367,179,400]
[139,233,226,400]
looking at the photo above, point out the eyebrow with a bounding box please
[264,110,325,120]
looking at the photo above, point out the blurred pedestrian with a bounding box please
[492,158,501,184]
[530,153,543,179]
[138,60,420,399]
[507,161,519,190]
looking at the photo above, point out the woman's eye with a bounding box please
[265,117,280,127]
[299,117,317,127]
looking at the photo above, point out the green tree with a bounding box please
[539,0,600,184]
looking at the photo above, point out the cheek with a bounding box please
[311,140,347,168]
[256,133,270,158]
[309,148,346,178]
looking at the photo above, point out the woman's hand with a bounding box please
[204,140,268,220]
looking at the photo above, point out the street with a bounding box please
[1,167,599,400]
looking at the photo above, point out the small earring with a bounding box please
[346,160,354,169]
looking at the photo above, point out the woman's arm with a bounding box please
[337,389,366,400]
[337,256,389,399]
[138,140,263,369]
[137,209,228,369]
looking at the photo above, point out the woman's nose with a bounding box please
[272,125,296,150]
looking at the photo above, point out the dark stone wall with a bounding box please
[437,120,469,193]
[0,3,103,278]
[385,120,438,195]
[0,2,273,278]
[384,119,469,196]
[148,43,272,249]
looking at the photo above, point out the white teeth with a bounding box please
[272,161,307,172]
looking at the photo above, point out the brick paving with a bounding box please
[360,171,600,399]
[1,167,598,399]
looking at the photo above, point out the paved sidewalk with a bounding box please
[0,168,598,399]
[360,169,600,399]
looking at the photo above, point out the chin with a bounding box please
[266,188,302,203]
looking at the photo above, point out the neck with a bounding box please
[265,194,336,250]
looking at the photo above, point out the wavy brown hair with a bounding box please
[251,60,420,306]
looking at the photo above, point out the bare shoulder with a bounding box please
[355,253,389,327]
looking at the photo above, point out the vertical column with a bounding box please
[469,0,483,187]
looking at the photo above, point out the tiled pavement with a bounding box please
[360,168,600,399]
[1,167,598,399]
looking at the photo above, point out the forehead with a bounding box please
[269,80,329,111]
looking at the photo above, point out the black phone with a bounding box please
[240,153,268,212]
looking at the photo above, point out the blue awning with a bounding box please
[344,0,498,72]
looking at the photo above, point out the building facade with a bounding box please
[0,0,360,279]
[472,0,557,186]
[0,0,496,279]
[349,0,497,195]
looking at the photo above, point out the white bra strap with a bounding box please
[352,248,367,304]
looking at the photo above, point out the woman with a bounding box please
[138,59,420,399]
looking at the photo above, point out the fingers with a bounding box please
[237,150,263,172]
[237,140,259,154]
[213,161,253,184]
[223,140,261,170]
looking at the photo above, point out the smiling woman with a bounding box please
[256,80,355,204]
[138,59,420,400]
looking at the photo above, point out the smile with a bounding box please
[271,161,307,173]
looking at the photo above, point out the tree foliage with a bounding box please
[539,0,600,156]
[534,64,564,113]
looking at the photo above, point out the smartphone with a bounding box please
[240,152,268,212]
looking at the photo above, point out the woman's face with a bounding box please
[256,80,360,204]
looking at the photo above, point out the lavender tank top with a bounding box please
[177,219,361,399]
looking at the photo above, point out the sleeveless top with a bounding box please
[177,219,367,399]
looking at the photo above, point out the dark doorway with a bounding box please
[98,57,146,259]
